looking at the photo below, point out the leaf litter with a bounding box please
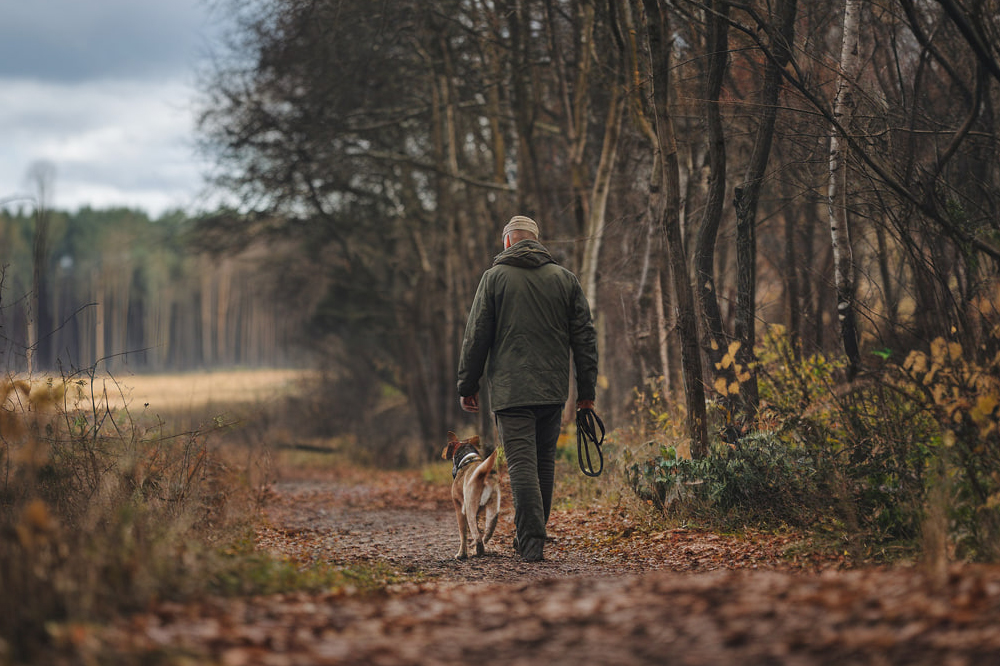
[79,463,1000,664]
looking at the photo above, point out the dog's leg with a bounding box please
[467,449,499,556]
[464,482,486,556]
[453,499,469,560]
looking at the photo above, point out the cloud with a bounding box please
[0,78,211,216]
[0,0,227,216]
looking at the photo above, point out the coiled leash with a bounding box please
[576,408,605,477]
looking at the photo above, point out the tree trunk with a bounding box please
[875,222,898,332]
[502,0,544,216]
[200,257,214,367]
[829,0,863,380]
[784,207,801,356]
[693,0,737,434]
[27,161,55,373]
[732,0,797,423]
[580,93,625,311]
[92,268,105,368]
[641,0,708,458]
[654,270,672,396]
[545,0,595,262]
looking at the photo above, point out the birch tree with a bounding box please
[829,0,863,380]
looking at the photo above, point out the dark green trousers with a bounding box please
[495,404,562,559]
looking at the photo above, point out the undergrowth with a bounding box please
[620,326,1000,564]
[0,373,270,661]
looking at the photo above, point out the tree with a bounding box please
[693,0,731,379]
[639,0,709,457]
[190,0,1000,460]
[25,161,56,374]
[731,0,797,414]
[197,0,633,447]
[828,0,863,380]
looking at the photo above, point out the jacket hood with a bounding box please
[492,239,556,269]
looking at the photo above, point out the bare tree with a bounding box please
[639,0,709,457]
[25,161,55,374]
[828,0,863,379]
[731,0,798,418]
[692,0,738,436]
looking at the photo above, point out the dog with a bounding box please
[442,431,501,560]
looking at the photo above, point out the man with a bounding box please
[457,215,598,562]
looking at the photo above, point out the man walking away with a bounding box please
[457,215,598,562]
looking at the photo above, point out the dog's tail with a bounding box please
[472,446,500,480]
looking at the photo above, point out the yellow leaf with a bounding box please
[714,377,729,395]
[972,395,998,425]
[904,351,926,375]
[948,342,963,363]
[930,338,947,365]
[943,430,956,447]
[728,382,740,395]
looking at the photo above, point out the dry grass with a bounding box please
[4,368,316,417]
[80,368,317,412]
[0,368,316,661]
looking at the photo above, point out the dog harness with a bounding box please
[451,443,481,479]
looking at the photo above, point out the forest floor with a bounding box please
[88,459,1000,665]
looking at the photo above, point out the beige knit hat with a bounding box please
[502,215,539,239]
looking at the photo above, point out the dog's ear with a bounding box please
[444,431,461,459]
[469,435,480,447]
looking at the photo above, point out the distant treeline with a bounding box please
[0,206,311,374]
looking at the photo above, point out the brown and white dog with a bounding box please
[442,431,500,560]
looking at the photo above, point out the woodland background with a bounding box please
[3,0,1000,659]
[2,0,1000,553]
[5,0,999,446]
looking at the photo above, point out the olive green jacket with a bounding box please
[457,240,598,412]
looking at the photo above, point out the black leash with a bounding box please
[576,408,605,477]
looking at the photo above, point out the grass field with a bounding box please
[4,368,317,427]
[84,368,316,412]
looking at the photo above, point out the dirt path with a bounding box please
[96,465,1000,665]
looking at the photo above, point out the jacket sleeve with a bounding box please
[456,272,495,397]
[568,277,599,402]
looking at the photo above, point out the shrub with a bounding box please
[899,332,1000,560]
[624,432,823,528]
[622,327,945,558]
[758,330,940,549]
[0,375,259,660]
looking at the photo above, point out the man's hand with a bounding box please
[460,393,480,413]
[577,399,595,411]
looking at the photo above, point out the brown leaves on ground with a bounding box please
[72,464,1000,664]
[99,565,1000,665]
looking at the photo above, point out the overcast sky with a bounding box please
[0,0,226,217]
